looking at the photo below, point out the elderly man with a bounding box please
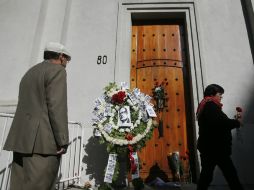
[4,42,71,190]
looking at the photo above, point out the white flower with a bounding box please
[138,112,142,119]
[108,113,114,117]
[125,128,130,133]
[127,99,134,106]
[119,129,124,133]
[131,139,138,144]
[136,134,142,139]
[102,131,108,137]
[108,92,114,97]
[133,106,138,111]
[97,124,103,130]
[107,137,113,142]
[115,105,120,110]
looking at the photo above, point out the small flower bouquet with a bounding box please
[152,81,167,137]
[235,106,243,142]
[83,181,93,190]
[153,82,165,110]
[167,152,183,181]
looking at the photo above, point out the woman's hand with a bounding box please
[235,107,243,126]
[234,113,242,119]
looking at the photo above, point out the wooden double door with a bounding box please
[130,22,190,181]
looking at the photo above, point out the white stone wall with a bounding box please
[197,0,254,184]
[0,0,253,186]
[0,0,42,111]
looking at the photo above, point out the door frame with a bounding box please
[114,0,205,182]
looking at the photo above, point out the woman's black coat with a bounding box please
[197,101,240,155]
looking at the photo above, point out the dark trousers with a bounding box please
[197,153,244,190]
[10,152,60,190]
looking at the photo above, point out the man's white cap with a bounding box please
[44,42,71,58]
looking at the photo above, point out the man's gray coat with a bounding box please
[4,60,69,155]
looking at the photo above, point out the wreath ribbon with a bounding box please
[126,134,137,174]
[128,145,137,174]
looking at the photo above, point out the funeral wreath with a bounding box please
[92,82,157,189]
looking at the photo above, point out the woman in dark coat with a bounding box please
[196,84,244,190]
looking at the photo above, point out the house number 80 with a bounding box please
[97,55,107,64]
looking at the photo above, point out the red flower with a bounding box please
[180,150,189,160]
[125,133,133,141]
[118,91,126,101]
[111,91,126,104]
[236,107,243,112]
[112,94,118,102]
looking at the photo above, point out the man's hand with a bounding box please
[57,145,68,155]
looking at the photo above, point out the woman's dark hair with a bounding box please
[44,51,60,60]
[204,84,224,97]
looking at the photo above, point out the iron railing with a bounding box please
[0,113,84,190]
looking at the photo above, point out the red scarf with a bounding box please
[196,96,223,119]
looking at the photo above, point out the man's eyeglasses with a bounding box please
[63,54,71,61]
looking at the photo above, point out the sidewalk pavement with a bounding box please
[69,183,254,190]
